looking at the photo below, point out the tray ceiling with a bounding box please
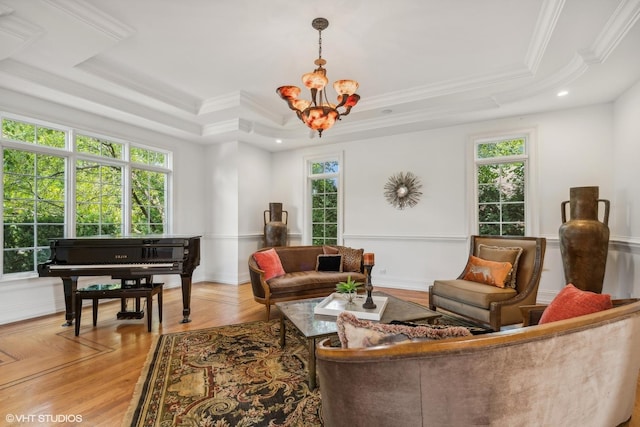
[0,0,639,151]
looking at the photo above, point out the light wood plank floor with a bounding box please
[0,282,638,426]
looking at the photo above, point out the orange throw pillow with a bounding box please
[539,283,612,324]
[253,248,285,280]
[462,255,513,288]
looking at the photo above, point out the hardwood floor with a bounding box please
[0,282,638,426]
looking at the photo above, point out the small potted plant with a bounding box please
[336,276,362,304]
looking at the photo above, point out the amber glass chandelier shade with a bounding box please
[290,99,311,111]
[301,106,339,131]
[276,17,360,137]
[276,86,300,100]
[302,70,329,90]
[333,80,359,95]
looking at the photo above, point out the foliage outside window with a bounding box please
[76,134,123,159]
[75,160,123,237]
[3,149,65,274]
[309,160,339,246]
[131,169,166,234]
[475,137,527,236]
[1,115,171,276]
[2,118,66,149]
[131,146,167,167]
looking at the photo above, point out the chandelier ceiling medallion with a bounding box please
[276,17,360,138]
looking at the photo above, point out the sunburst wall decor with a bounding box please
[384,171,423,210]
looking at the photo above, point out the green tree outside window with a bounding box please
[310,160,339,246]
[1,116,171,275]
[476,138,526,236]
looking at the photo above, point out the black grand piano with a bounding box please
[38,235,200,325]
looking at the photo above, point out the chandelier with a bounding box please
[276,17,360,137]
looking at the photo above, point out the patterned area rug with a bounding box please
[123,320,321,427]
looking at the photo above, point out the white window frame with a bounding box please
[0,112,173,279]
[303,151,344,245]
[468,128,539,236]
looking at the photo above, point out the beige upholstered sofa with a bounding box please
[317,299,640,427]
[429,235,546,331]
[248,245,366,318]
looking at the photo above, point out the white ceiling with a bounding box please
[1,0,639,151]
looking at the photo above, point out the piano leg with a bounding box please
[180,274,192,323]
[61,276,78,327]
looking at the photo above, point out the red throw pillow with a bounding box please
[253,248,285,280]
[539,283,613,324]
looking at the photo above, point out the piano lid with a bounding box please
[49,235,201,246]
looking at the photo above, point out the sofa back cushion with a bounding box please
[274,246,325,273]
[477,244,523,288]
[471,236,541,293]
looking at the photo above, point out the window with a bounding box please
[131,169,167,234]
[75,159,123,236]
[306,156,341,245]
[0,114,172,277]
[474,135,529,236]
[2,118,66,149]
[2,149,65,274]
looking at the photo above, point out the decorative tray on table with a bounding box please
[313,293,388,321]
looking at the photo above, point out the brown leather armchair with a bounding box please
[429,235,546,331]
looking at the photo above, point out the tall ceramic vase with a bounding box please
[264,202,288,247]
[559,186,610,293]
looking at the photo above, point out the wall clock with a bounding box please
[384,171,422,210]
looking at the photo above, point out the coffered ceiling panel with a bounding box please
[0,0,639,150]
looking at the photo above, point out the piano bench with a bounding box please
[74,283,164,336]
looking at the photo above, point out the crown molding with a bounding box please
[0,59,201,135]
[77,57,199,114]
[43,0,135,41]
[361,65,532,112]
[493,53,589,105]
[199,91,285,128]
[524,0,565,73]
[239,91,285,125]
[333,97,500,137]
[0,5,44,43]
[0,3,13,17]
[199,92,242,115]
[581,0,640,64]
[202,118,242,137]
[494,0,640,106]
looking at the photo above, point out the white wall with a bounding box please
[3,79,640,324]
[203,140,275,284]
[611,78,640,299]
[237,142,273,283]
[203,141,240,284]
[268,101,635,301]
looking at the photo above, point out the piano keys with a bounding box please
[38,235,200,326]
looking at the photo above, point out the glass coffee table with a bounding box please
[276,292,441,389]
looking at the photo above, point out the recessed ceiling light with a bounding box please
[557,90,569,97]
[275,139,283,144]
